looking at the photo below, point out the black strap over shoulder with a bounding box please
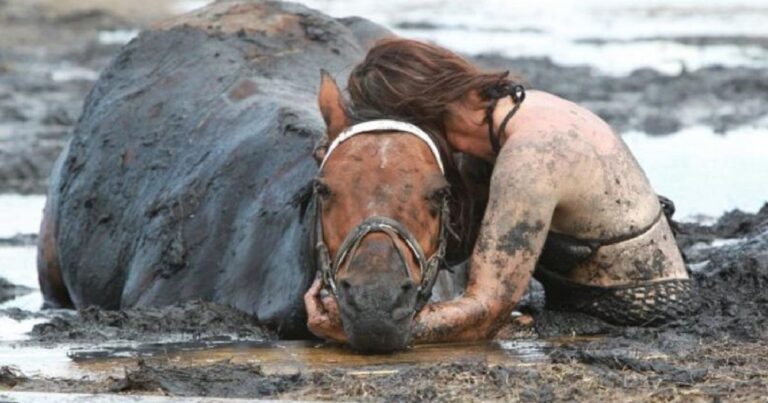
[485,84,526,155]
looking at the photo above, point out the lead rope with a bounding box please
[485,84,526,155]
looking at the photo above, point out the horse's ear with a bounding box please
[318,70,350,144]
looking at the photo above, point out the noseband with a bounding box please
[312,120,450,312]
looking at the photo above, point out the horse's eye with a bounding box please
[314,180,332,200]
[427,186,450,210]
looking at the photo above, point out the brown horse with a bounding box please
[35,0,485,352]
[313,72,468,351]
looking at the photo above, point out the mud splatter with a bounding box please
[496,219,545,256]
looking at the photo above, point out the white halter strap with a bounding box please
[319,120,445,174]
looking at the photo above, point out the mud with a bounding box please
[474,55,768,135]
[113,360,302,398]
[0,1,134,194]
[0,233,38,247]
[0,277,32,304]
[0,204,763,400]
[29,300,276,343]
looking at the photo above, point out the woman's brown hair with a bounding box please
[346,38,514,263]
[347,38,517,137]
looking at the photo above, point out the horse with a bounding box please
[36,0,483,352]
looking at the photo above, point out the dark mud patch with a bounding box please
[0,277,33,304]
[0,0,143,194]
[676,202,768,250]
[30,300,276,343]
[0,366,27,388]
[0,233,38,246]
[577,35,768,49]
[473,55,768,135]
[113,359,303,398]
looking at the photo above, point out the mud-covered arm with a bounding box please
[413,140,560,343]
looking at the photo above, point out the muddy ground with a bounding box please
[1,204,767,401]
[1,0,767,401]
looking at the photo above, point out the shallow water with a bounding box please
[0,195,45,238]
[624,126,768,220]
[300,0,768,75]
[0,338,558,381]
[171,0,768,75]
[0,246,42,311]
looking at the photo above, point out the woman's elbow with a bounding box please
[468,294,512,339]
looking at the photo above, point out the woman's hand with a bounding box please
[304,277,347,343]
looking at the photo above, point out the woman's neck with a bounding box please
[448,96,525,162]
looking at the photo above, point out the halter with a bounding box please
[312,120,450,312]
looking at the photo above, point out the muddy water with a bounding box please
[0,337,565,381]
[73,339,555,375]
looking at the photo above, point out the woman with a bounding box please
[305,39,694,343]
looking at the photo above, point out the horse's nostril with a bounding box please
[340,279,352,291]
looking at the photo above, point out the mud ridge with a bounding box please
[0,277,33,304]
[30,300,277,343]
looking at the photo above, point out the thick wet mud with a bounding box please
[0,204,764,400]
[30,301,277,343]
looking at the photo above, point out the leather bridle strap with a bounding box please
[314,195,450,311]
[313,119,451,311]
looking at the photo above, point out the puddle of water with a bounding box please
[0,343,104,379]
[173,0,213,13]
[301,0,768,75]
[0,338,560,382]
[0,246,43,311]
[623,126,768,221]
[98,30,140,46]
[0,195,46,238]
[402,28,768,76]
[0,317,46,342]
[51,65,100,82]
[3,338,560,382]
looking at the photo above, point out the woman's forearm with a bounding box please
[412,295,501,343]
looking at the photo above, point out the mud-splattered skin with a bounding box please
[413,90,688,342]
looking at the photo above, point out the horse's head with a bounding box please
[313,72,451,353]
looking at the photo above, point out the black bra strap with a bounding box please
[486,98,502,154]
[486,84,526,155]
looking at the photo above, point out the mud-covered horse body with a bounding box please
[38,1,393,338]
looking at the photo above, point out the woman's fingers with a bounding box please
[320,289,340,319]
[304,277,326,315]
[304,277,346,342]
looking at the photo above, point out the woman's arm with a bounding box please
[306,133,564,344]
[412,139,560,343]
